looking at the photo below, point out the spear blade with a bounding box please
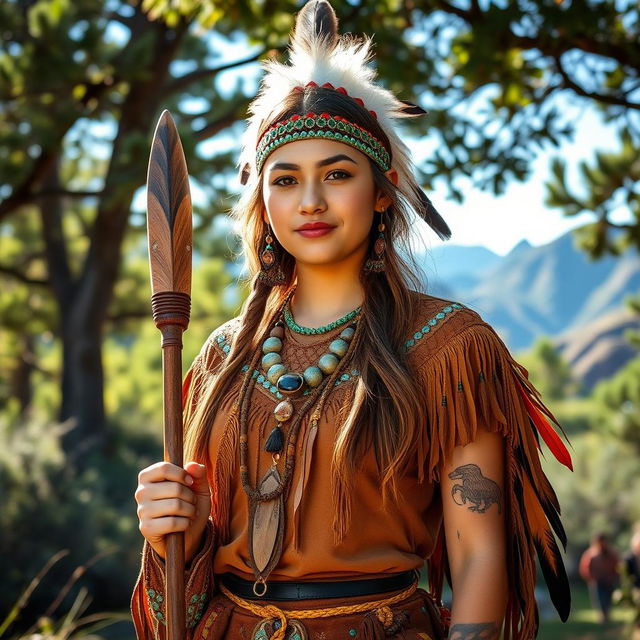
[147,110,193,297]
[146,109,192,640]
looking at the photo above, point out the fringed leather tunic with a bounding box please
[131,292,571,639]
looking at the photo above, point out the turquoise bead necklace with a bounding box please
[260,307,358,455]
[283,301,361,335]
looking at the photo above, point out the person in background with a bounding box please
[580,532,621,623]
[621,523,640,636]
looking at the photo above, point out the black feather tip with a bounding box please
[415,187,452,240]
[294,1,339,53]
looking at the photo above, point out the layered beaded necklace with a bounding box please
[236,292,363,594]
[261,301,361,455]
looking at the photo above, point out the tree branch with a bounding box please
[554,54,640,111]
[194,110,243,141]
[0,151,59,222]
[40,158,76,305]
[35,188,104,199]
[107,309,150,323]
[0,265,49,286]
[162,49,268,97]
[433,1,638,71]
[431,0,473,21]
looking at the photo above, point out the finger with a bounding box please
[139,497,197,521]
[183,462,211,496]
[140,515,192,536]
[138,461,194,487]
[137,481,197,505]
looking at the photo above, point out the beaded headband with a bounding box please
[256,111,391,174]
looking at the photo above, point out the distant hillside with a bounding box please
[554,308,639,391]
[424,230,640,351]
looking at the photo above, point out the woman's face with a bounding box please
[261,138,395,269]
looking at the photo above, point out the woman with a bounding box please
[131,3,572,639]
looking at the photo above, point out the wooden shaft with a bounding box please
[162,328,186,640]
[153,293,190,640]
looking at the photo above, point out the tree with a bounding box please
[0,0,252,454]
[520,337,576,400]
[592,355,640,452]
[1,0,638,454]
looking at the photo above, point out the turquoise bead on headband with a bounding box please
[256,112,391,174]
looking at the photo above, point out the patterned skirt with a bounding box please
[193,585,446,640]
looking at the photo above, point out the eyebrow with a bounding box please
[268,154,358,172]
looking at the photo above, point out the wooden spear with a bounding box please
[146,110,192,640]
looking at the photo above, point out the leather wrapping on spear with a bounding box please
[146,110,192,640]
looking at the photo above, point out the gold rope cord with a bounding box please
[219,581,418,640]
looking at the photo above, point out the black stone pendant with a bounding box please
[264,425,284,453]
[276,372,304,395]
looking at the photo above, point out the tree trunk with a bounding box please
[53,14,187,459]
[10,333,35,419]
[59,303,106,459]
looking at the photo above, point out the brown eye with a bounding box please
[327,170,351,180]
[272,176,296,186]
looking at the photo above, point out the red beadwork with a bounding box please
[354,97,364,107]
[321,82,334,89]
[307,81,318,87]
[336,87,347,95]
[370,110,377,118]
[291,114,300,120]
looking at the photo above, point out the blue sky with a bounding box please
[413,105,615,256]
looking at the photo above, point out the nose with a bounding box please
[298,181,327,215]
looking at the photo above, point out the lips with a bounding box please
[297,222,334,231]
[296,222,335,238]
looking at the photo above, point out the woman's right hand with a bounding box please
[135,461,211,562]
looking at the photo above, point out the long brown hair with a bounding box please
[185,86,431,537]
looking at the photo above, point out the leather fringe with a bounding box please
[414,323,571,639]
[211,400,239,544]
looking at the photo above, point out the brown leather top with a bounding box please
[186,292,492,580]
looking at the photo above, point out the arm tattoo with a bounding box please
[448,463,502,514]
[448,622,500,640]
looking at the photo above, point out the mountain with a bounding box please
[421,244,502,290]
[424,230,640,353]
[554,308,638,391]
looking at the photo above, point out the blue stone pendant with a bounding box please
[276,372,304,395]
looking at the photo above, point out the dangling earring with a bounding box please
[258,225,286,285]
[364,209,386,273]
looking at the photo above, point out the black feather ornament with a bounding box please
[413,185,452,240]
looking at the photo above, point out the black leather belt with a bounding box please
[219,570,417,601]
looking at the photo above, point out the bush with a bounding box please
[0,416,161,634]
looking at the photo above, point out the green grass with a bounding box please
[538,582,634,640]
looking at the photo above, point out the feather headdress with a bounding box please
[238,0,451,240]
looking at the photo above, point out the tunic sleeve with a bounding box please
[130,520,216,639]
[130,331,229,639]
[415,320,572,640]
